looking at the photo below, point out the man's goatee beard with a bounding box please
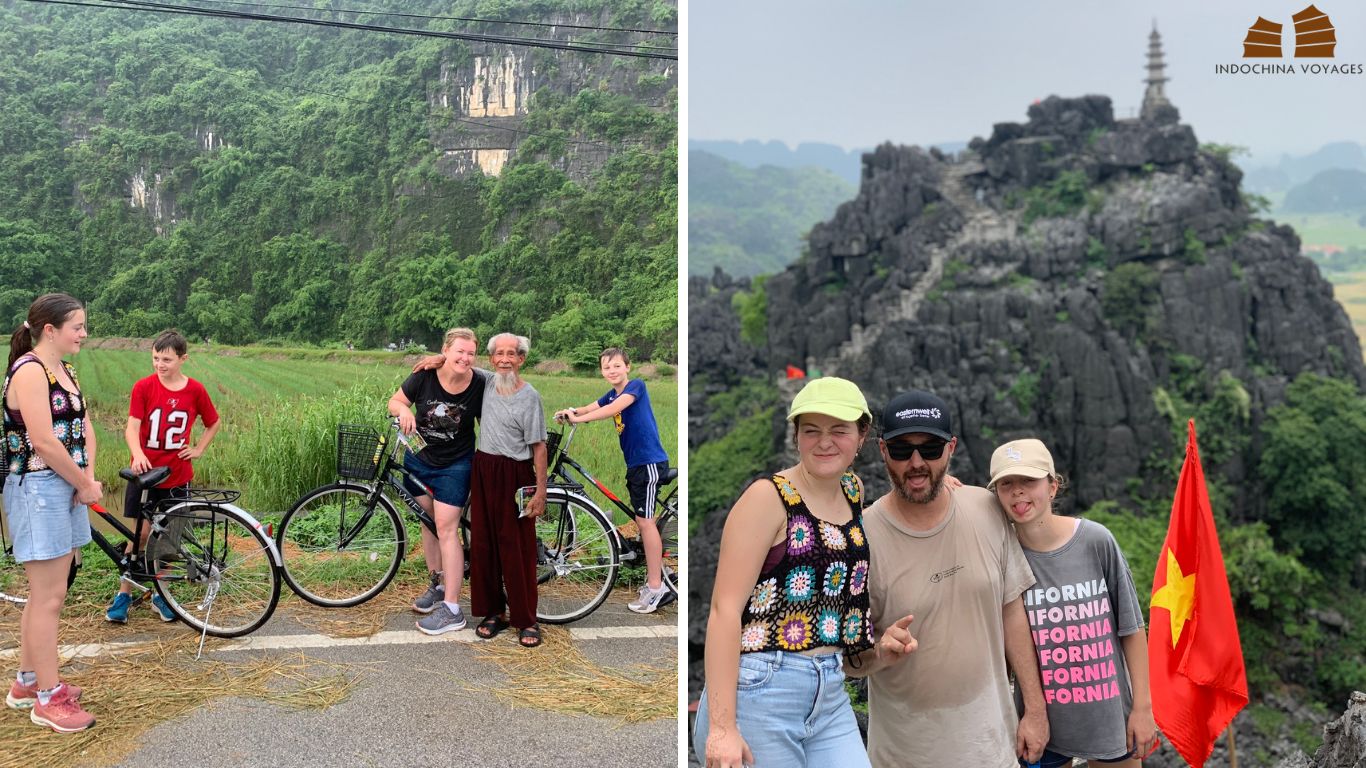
[494,370,519,395]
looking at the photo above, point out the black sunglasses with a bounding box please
[884,439,948,462]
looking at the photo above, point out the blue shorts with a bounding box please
[693,651,870,768]
[3,470,91,562]
[402,452,473,508]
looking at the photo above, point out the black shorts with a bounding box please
[122,482,190,518]
[625,462,670,520]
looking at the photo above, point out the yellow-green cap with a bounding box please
[787,377,871,423]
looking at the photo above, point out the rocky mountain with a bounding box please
[694,94,1363,513]
[687,94,1366,757]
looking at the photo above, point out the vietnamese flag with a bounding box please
[1148,420,1248,767]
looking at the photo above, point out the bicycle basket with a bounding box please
[337,425,384,481]
[545,431,561,458]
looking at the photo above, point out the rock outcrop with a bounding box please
[715,94,1363,511]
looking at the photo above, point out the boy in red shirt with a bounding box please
[106,330,220,623]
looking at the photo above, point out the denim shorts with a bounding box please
[3,470,91,562]
[402,452,473,508]
[693,651,870,768]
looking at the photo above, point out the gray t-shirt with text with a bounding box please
[477,381,546,461]
[1016,518,1144,760]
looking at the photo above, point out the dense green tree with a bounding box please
[1259,374,1366,572]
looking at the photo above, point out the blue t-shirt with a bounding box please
[597,379,668,468]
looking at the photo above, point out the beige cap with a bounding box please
[988,438,1055,488]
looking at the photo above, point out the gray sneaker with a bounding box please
[416,603,467,635]
[628,584,672,614]
[412,575,444,614]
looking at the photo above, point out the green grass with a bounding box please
[69,345,678,525]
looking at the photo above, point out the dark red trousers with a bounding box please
[469,451,538,628]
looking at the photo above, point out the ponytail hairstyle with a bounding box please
[9,293,84,369]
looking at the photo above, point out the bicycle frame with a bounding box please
[332,423,452,552]
[546,425,677,560]
[550,425,675,515]
[87,498,283,578]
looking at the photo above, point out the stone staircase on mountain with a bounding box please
[821,155,1017,378]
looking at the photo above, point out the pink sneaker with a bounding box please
[29,685,94,733]
[6,678,83,709]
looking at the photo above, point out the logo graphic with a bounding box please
[895,407,941,420]
[1242,5,1336,58]
[1293,4,1336,57]
[930,565,964,584]
[1242,17,1283,57]
[1005,446,1022,462]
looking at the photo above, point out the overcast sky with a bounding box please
[688,0,1366,163]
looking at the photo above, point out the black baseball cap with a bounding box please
[881,390,954,442]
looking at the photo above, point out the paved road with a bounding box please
[11,590,679,768]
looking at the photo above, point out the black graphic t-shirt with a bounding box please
[399,369,487,466]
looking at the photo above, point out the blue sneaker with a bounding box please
[105,592,133,623]
[151,594,176,622]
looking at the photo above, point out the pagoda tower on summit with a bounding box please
[1141,21,1171,120]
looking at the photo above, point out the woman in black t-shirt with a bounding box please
[387,327,488,635]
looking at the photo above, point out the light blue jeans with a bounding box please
[693,651,870,768]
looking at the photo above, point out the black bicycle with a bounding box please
[532,421,678,623]
[0,466,282,638]
[275,420,471,609]
[276,420,677,624]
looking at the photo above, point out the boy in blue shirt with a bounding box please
[555,348,673,613]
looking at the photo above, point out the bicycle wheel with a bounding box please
[658,502,679,598]
[277,483,404,607]
[150,505,281,637]
[535,491,619,624]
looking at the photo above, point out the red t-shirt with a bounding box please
[128,375,219,488]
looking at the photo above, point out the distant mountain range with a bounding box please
[1244,141,1366,196]
[689,150,854,277]
[1282,168,1366,213]
[690,139,968,186]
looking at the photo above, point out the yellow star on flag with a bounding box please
[1151,547,1196,647]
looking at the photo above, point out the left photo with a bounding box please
[0,0,678,763]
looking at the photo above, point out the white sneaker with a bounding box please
[628,584,671,614]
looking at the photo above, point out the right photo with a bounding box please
[687,2,1366,767]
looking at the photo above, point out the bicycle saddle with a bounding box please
[118,466,171,490]
[660,467,678,484]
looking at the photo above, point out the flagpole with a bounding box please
[1227,717,1238,768]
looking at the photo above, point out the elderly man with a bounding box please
[467,333,548,648]
[845,389,1049,767]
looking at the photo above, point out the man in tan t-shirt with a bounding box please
[845,389,1049,767]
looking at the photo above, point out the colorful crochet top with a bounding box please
[738,471,874,655]
[3,353,88,475]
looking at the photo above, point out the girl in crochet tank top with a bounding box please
[696,377,883,768]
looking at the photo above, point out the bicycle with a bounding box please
[275,419,471,609]
[0,466,282,638]
[531,420,678,623]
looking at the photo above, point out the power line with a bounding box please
[133,0,677,51]
[180,0,676,36]
[100,0,677,57]
[18,0,677,59]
